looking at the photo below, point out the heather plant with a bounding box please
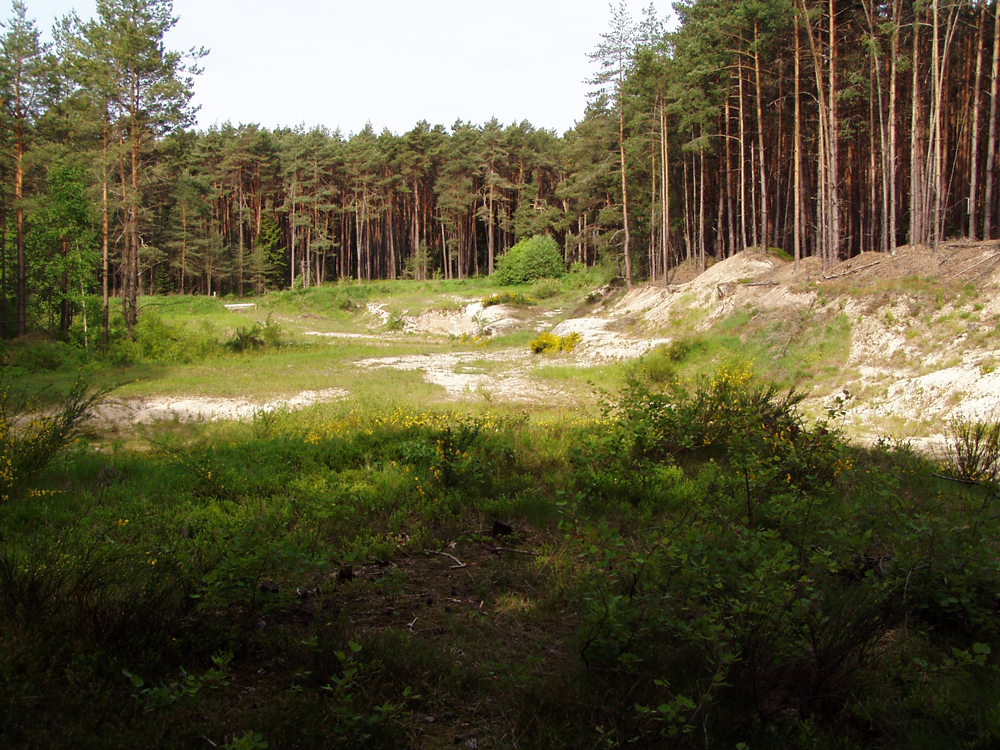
[946,414,1000,483]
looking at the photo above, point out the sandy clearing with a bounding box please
[91,388,348,426]
[354,349,576,405]
[89,245,1000,443]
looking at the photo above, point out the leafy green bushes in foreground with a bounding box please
[564,362,1000,746]
[1,369,999,748]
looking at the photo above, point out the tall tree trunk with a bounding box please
[699,144,707,270]
[237,171,245,296]
[794,17,803,267]
[125,108,142,335]
[911,10,927,246]
[725,93,736,257]
[1,162,7,338]
[488,183,496,276]
[15,121,26,336]
[180,203,186,294]
[983,0,1000,239]
[683,154,692,261]
[100,126,110,351]
[754,20,769,253]
[619,98,633,286]
[290,178,297,286]
[738,63,748,252]
[968,2,987,240]
[889,0,901,252]
[660,102,670,281]
[827,0,841,262]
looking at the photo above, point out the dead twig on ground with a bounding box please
[950,251,1000,279]
[489,547,538,556]
[822,260,881,280]
[427,550,467,568]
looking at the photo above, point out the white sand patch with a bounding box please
[366,302,390,325]
[404,301,526,338]
[355,349,578,404]
[92,388,348,426]
[303,331,374,339]
[845,299,910,365]
[606,253,814,332]
[552,317,672,362]
[847,359,1000,425]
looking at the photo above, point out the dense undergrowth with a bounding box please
[1,360,998,749]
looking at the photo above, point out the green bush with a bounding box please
[561,365,1000,746]
[9,339,86,372]
[494,235,564,285]
[133,313,221,363]
[225,314,284,353]
[529,278,562,300]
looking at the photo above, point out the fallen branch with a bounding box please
[931,472,983,486]
[822,260,881,280]
[951,251,1000,279]
[427,550,466,568]
[489,547,538,556]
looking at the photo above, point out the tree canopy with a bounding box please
[2,0,999,338]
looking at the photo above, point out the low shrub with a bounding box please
[8,338,87,372]
[529,278,562,300]
[225,314,284,353]
[529,332,581,354]
[947,414,1000,483]
[0,378,113,501]
[481,291,536,307]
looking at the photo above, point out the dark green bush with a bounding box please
[9,339,86,372]
[225,314,283,353]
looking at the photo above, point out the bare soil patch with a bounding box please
[92,388,348,426]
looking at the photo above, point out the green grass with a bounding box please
[3,366,999,748]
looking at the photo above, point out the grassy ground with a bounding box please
[3,274,1000,747]
[2,353,1000,748]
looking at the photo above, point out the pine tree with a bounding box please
[1,1,53,335]
[590,1,637,286]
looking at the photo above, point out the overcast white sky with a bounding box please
[22,0,672,137]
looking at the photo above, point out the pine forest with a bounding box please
[3,0,1000,333]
